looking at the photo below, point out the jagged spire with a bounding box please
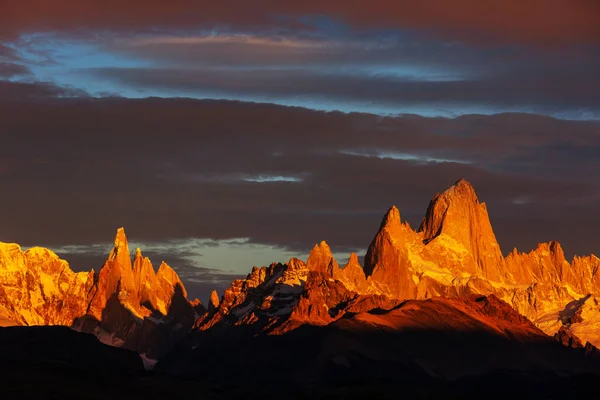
[380,205,401,230]
[346,252,360,267]
[418,179,505,281]
[419,179,479,239]
[307,240,337,274]
[114,227,127,245]
[109,227,131,267]
[209,290,220,312]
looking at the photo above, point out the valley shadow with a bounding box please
[559,294,591,325]
[0,325,220,399]
[157,317,600,398]
[73,282,197,359]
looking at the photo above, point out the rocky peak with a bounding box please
[132,248,161,313]
[347,252,360,267]
[111,227,131,268]
[307,240,338,275]
[381,205,401,230]
[363,206,419,298]
[209,290,220,312]
[332,252,369,293]
[1,228,202,360]
[0,242,93,326]
[418,179,506,281]
[87,228,138,321]
[419,179,483,242]
[505,241,572,285]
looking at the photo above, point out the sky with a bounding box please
[1,1,600,302]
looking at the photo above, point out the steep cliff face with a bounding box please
[363,206,419,298]
[419,179,507,281]
[0,243,93,326]
[3,178,600,361]
[0,228,202,360]
[75,229,203,359]
[196,252,399,335]
[331,252,369,293]
[199,179,600,349]
[87,228,139,322]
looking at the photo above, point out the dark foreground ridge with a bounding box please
[3,296,600,399]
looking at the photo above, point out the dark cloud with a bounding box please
[1,0,599,46]
[0,43,20,62]
[0,62,30,78]
[0,80,88,100]
[87,60,600,117]
[1,97,599,261]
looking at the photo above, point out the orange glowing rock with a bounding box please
[201,179,600,349]
[0,228,203,359]
[0,243,93,326]
[3,178,600,360]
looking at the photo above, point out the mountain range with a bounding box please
[2,179,600,398]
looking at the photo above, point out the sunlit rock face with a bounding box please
[0,244,93,326]
[76,229,204,359]
[0,229,204,359]
[195,254,399,335]
[204,179,600,349]
[3,178,600,359]
[362,180,600,347]
[420,179,508,282]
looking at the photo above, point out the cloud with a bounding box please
[9,26,598,119]
[84,59,600,118]
[1,1,599,46]
[1,97,599,262]
[0,79,88,100]
[0,62,30,78]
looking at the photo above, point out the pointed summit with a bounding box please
[419,179,479,238]
[87,227,138,321]
[363,204,421,297]
[379,205,402,230]
[307,241,338,274]
[347,252,360,267]
[114,227,128,247]
[451,178,477,197]
[419,179,505,281]
[109,227,132,268]
[209,290,220,312]
[328,252,369,293]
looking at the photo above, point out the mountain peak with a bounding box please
[440,179,479,205]
[347,252,359,266]
[419,179,484,241]
[453,178,476,192]
[209,290,220,312]
[307,240,337,274]
[380,205,401,230]
[114,227,128,247]
[418,179,505,280]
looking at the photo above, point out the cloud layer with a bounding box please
[1,96,599,261]
[2,2,599,301]
[2,1,599,45]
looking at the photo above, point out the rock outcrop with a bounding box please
[198,179,600,349]
[0,243,93,326]
[3,178,600,361]
[419,179,507,281]
[196,253,399,335]
[0,228,203,360]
